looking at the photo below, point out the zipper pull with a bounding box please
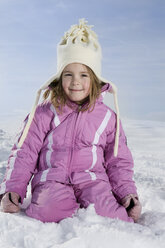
[78,105,82,112]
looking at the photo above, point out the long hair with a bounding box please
[43,65,104,114]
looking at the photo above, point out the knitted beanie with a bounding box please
[18,19,120,157]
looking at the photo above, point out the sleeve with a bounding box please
[0,105,50,203]
[104,112,137,202]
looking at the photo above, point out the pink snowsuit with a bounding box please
[0,83,137,222]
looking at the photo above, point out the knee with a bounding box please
[26,181,79,222]
[94,195,133,222]
[26,198,79,223]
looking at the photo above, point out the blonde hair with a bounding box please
[43,65,105,114]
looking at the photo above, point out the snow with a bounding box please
[0,119,165,248]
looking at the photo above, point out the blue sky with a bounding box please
[0,0,165,130]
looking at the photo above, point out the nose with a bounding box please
[71,75,80,85]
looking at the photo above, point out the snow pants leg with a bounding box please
[26,181,79,222]
[26,179,133,223]
[73,179,133,223]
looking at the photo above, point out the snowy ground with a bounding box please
[0,118,165,248]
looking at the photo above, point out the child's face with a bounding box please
[62,63,91,103]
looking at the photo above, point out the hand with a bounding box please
[121,194,142,222]
[1,192,20,213]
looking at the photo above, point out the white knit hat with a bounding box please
[18,19,120,157]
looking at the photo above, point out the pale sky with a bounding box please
[0,0,165,131]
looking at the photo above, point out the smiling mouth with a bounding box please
[69,89,83,92]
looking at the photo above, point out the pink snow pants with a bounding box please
[26,180,133,223]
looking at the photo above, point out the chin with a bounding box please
[71,98,83,102]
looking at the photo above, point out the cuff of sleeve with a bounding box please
[113,188,138,203]
[0,183,27,204]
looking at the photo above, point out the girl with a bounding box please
[0,19,141,223]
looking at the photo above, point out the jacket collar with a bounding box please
[97,83,112,103]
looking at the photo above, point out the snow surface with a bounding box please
[0,119,165,248]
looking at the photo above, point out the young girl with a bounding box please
[0,19,141,223]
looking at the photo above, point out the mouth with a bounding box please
[69,89,83,92]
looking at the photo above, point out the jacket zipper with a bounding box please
[67,106,81,181]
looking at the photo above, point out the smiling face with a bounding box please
[62,63,91,103]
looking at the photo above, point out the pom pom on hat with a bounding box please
[18,19,120,157]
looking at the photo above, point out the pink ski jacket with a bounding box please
[0,83,137,203]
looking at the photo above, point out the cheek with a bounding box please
[62,80,69,93]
